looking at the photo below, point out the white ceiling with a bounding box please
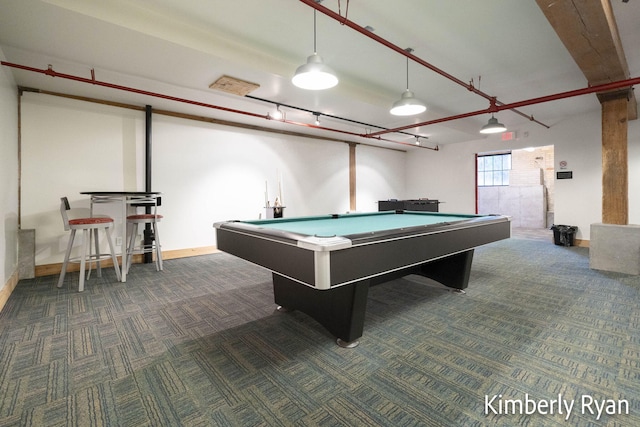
[1,0,638,151]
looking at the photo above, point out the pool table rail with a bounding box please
[214,213,511,291]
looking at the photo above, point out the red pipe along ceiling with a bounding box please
[1,62,431,149]
[366,77,640,137]
[301,0,639,138]
[2,1,638,147]
[298,0,550,131]
[2,61,639,145]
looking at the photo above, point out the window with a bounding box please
[477,153,511,186]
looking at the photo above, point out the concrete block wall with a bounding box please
[510,168,543,186]
[511,146,555,212]
[478,185,547,228]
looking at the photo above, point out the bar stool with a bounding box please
[57,197,121,292]
[125,195,163,271]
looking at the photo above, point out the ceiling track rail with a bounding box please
[245,94,430,141]
[299,0,551,132]
[1,61,436,150]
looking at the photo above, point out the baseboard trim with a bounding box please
[163,246,220,260]
[575,239,589,248]
[0,269,19,313]
[34,246,220,278]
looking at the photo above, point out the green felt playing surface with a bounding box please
[244,211,480,237]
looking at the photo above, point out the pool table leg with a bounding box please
[416,249,474,291]
[272,273,369,347]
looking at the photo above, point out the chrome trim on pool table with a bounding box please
[314,251,331,290]
[297,235,352,251]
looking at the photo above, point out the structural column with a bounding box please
[601,94,629,225]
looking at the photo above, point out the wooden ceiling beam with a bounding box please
[536,0,637,119]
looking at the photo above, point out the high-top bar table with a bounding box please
[81,191,161,282]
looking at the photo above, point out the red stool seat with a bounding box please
[69,217,115,226]
[126,214,163,221]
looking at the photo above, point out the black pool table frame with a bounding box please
[215,211,510,347]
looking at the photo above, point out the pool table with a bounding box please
[214,210,510,347]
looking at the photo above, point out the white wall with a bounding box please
[406,141,479,214]
[21,94,143,265]
[407,108,640,241]
[152,115,353,250]
[0,49,19,288]
[355,144,406,212]
[20,93,407,266]
[18,90,640,268]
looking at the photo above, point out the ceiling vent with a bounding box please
[209,75,260,96]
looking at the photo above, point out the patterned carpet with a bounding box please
[1,236,638,426]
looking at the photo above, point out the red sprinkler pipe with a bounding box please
[6,60,637,143]
[281,118,437,149]
[2,61,437,150]
[12,62,270,119]
[365,107,494,137]
[298,0,549,129]
[493,78,639,112]
[364,76,640,137]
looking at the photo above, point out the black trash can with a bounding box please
[550,224,578,246]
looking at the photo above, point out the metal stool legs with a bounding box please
[57,196,121,292]
[126,217,163,272]
[57,224,121,292]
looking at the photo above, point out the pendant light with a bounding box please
[479,114,507,134]
[292,8,338,90]
[390,50,426,116]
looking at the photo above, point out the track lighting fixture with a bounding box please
[390,49,426,116]
[246,94,428,143]
[314,112,321,126]
[292,7,338,90]
[270,104,283,120]
[479,114,507,134]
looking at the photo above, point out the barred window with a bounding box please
[477,153,511,186]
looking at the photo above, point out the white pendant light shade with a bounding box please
[390,49,426,116]
[292,53,339,90]
[292,7,338,91]
[390,89,427,116]
[479,115,507,134]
